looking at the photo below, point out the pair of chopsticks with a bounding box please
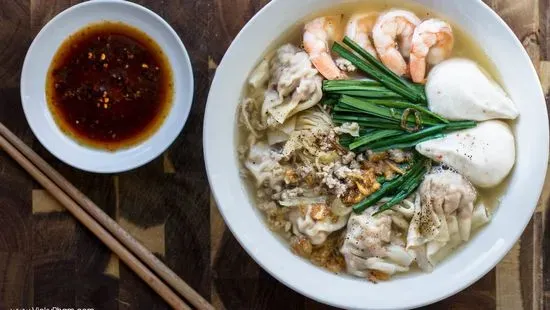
[0,123,214,310]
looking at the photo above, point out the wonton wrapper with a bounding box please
[340,201,415,278]
[289,204,348,245]
[407,169,490,272]
[260,44,323,126]
[244,141,284,188]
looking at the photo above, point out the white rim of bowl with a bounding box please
[204,0,548,309]
[20,0,194,173]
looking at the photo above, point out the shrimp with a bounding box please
[372,10,421,76]
[345,12,379,59]
[303,16,347,80]
[410,19,454,83]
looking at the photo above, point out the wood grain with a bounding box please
[427,271,496,310]
[541,61,550,97]
[0,0,547,309]
[497,241,524,310]
[483,2,547,310]
[0,1,29,89]
[540,0,550,60]
[538,1,550,307]
[0,253,32,309]
[485,0,540,68]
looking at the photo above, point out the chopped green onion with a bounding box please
[352,158,427,213]
[349,130,403,150]
[366,99,449,124]
[339,96,439,126]
[323,79,404,99]
[342,37,427,103]
[444,121,477,131]
[320,97,338,106]
[401,108,422,132]
[367,125,447,150]
[374,160,429,215]
[332,114,397,125]
[370,134,446,152]
[324,79,382,89]
[327,89,405,99]
[332,42,422,103]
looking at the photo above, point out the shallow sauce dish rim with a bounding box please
[20,0,194,173]
[203,0,549,309]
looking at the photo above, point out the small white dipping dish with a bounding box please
[21,0,193,173]
[204,0,548,309]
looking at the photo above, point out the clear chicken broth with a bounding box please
[236,0,515,278]
[238,0,511,213]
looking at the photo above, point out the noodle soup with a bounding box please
[236,0,518,281]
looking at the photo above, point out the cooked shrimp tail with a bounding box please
[410,19,454,83]
[345,12,379,59]
[304,16,347,80]
[372,10,421,76]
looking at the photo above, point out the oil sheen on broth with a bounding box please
[239,0,509,214]
[46,22,173,151]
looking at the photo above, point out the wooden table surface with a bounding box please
[0,0,548,309]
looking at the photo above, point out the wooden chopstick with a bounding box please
[0,123,214,310]
[0,133,189,309]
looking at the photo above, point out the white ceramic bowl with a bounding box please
[21,0,193,173]
[204,0,548,309]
